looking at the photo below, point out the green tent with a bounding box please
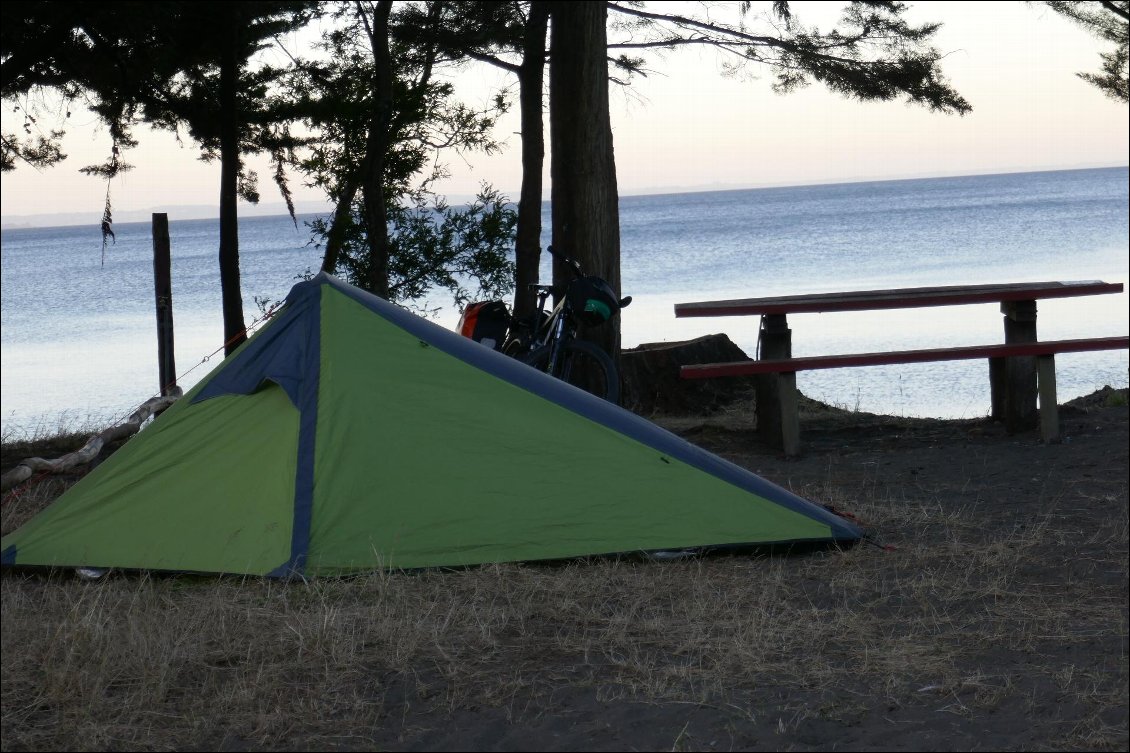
[1,274,860,576]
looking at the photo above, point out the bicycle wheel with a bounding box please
[523,339,620,404]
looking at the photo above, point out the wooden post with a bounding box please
[1001,300,1037,433]
[1037,354,1060,443]
[755,314,793,451]
[153,213,177,396]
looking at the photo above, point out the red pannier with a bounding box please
[457,301,509,351]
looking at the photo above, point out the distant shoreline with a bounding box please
[3,164,1126,231]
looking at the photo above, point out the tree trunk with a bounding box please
[360,0,395,299]
[219,11,246,355]
[512,1,549,322]
[549,1,621,359]
[320,179,361,275]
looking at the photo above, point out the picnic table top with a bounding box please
[674,280,1125,318]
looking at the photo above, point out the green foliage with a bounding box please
[0,1,144,171]
[387,186,517,308]
[139,2,317,221]
[292,5,507,193]
[0,2,315,202]
[291,1,516,309]
[1046,1,1129,103]
[0,130,65,171]
[309,185,517,312]
[605,1,972,114]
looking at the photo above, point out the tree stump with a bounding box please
[621,333,757,416]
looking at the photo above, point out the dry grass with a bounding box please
[2,426,1128,751]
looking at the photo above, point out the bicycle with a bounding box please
[458,246,631,403]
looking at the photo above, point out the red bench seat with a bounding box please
[680,335,1129,453]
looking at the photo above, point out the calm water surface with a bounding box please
[2,167,1127,436]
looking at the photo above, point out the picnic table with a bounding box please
[675,280,1128,455]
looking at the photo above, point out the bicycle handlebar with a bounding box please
[545,245,632,310]
[546,245,584,279]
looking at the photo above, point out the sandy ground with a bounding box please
[392,389,1130,752]
[1,387,1127,751]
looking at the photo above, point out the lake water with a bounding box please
[2,167,1127,437]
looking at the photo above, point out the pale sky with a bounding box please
[1,1,1127,221]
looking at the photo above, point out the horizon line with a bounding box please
[3,163,1127,230]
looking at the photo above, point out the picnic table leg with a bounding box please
[989,356,1006,420]
[1037,354,1060,443]
[1001,300,1038,433]
[755,314,795,453]
[779,371,801,457]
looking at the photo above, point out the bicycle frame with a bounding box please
[510,246,589,354]
[541,294,575,377]
[495,246,631,402]
[511,283,574,368]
